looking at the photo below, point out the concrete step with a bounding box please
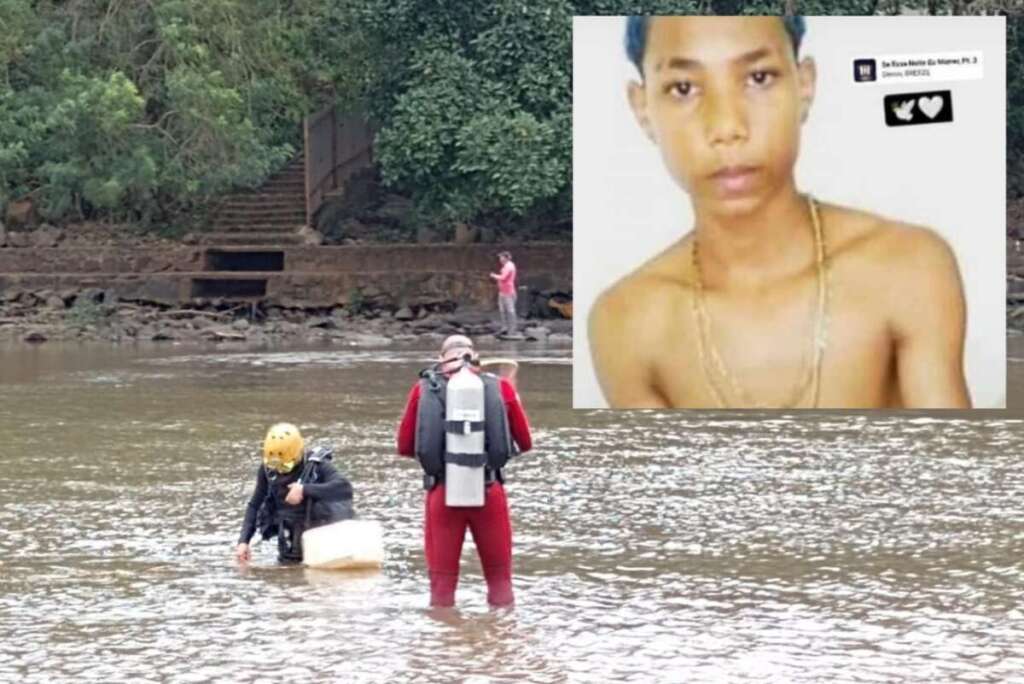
[216,208,306,219]
[215,216,306,227]
[259,186,305,194]
[218,201,305,212]
[200,233,305,245]
[212,225,302,234]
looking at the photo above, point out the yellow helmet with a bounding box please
[262,423,304,473]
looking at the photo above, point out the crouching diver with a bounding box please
[396,335,533,607]
[235,423,355,564]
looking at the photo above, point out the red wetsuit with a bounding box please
[397,374,532,607]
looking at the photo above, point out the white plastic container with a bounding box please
[301,519,384,570]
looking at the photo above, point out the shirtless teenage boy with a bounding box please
[588,16,970,409]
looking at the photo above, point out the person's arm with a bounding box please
[238,466,268,544]
[588,285,671,408]
[498,263,515,288]
[499,377,532,453]
[302,462,354,502]
[889,228,971,408]
[396,383,421,457]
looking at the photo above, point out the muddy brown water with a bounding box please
[1,337,1022,682]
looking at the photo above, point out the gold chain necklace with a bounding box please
[691,195,829,408]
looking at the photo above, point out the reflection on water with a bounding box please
[0,340,1022,682]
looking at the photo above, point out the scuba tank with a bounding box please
[443,361,487,507]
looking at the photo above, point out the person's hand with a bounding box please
[489,273,499,280]
[235,543,251,564]
[285,483,304,505]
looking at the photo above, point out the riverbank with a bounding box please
[0,289,571,346]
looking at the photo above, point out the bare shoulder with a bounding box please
[819,203,960,284]
[588,238,694,346]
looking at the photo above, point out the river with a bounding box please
[0,337,1021,682]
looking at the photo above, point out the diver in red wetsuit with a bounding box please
[397,334,533,608]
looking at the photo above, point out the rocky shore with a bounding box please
[0,285,572,346]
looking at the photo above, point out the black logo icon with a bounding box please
[883,90,954,127]
[853,59,877,82]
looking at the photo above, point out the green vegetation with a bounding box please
[0,0,1019,239]
[64,296,106,328]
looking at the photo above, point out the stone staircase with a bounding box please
[203,154,308,245]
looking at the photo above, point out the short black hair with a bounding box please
[625,16,807,77]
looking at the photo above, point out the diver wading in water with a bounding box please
[236,423,356,564]
[397,335,533,607]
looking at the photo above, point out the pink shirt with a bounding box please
[497,261,517,296]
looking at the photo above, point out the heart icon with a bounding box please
[918,95,944,119]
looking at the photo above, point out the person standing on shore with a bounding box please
[490,251,518,335]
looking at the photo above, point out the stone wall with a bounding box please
[0,243,571,309]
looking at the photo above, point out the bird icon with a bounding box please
[892,99,915,121]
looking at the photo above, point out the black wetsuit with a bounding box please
[238,458,355,563]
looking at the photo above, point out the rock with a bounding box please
[453,223,479,244]
[546,319,573,334]
[5,199,35,228]
[232,318,250,331]
[33,225,63,248]
[7,232,30,248]
[23,330,47,343]
[46,295,65,309]
[202,326,247,341]
[77,287,106,304]
[394,306,415,321]
[347,333,393,347]
[416,225,440,244]
[392,334,419,342]
[151,330,175,341]
[549,333,573,344]
[182,232,199,245]
[0,222,6,247]
[305,316,335,329]
[372,194,414,225]
[297,225,323,246]
[338,218,371,240]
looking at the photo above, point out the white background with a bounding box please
[573,16,1007,409]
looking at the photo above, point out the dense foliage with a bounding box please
[0,0,1020,235]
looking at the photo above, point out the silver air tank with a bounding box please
[444,363,486,507]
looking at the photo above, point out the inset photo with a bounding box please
[573,15,1006,409]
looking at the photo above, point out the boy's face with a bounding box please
[627,17,816,216]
